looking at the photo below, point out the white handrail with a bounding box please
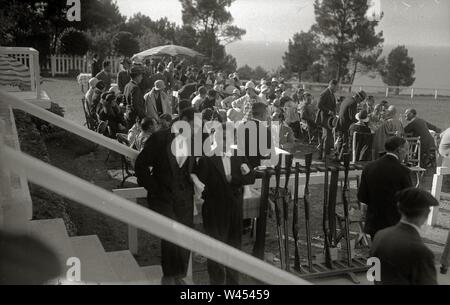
[0,144,310,285]
[0,90,138,160]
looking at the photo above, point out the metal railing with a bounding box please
[0,90,310,284]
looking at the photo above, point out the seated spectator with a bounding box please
[373,106,404,156]
[199,89,217,112]
[227,101,244,123]
[135,118,157,152]
[273,113,295,153]
[369,104,384,133]
[178,77,198,102]
[159,113,173,130]
[98,94,126,137]
[349,110,372,136]
[221,88,240,110]
[192,86,207,111]
[85,77,99,107]
[89,81,106,114]
[127,116,141,146]
[404,108,441,166]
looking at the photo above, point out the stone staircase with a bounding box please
[0,102,164,285]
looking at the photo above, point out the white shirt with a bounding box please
[221,154,232,183]
[173,134,188,168]
[385,152,399,160]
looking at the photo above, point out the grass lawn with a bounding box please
[39,77,450,284]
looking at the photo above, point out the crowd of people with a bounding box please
[81,56,447,286]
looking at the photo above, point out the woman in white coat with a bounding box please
[144,80,172,122]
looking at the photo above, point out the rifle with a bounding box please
[303,153,314,272]
[342,153,353,266]
[273,157,285,269]
[323,156,333,269]
[283,154,294,271]
[292,161,301,272]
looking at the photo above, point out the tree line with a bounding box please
[282,0,416,88]
[0,0,247,73]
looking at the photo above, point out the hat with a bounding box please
[120,58,132,65]
[397,187,439,214]
[245,81,256,90]
[356,90,367,101]
[260,78,267,85]
[109,85,120,95]
[232,88,241,95]
[167,62,174,70]
[303,91,311,97]
[154,80,166,91]
[89,77,99,88]
[271,77,278,83]
[355,110,369,123]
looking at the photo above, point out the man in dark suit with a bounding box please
[371,187,438,285]
[117,58,131,93]
[238,102,275,169]
[358,136,413,239]
[316,79,338,160]
[404,108,441,165]
[124,67,145,128]
[196,123,256,285]
[336,90,367,160]
[135,108,196,285]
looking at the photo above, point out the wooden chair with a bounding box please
[116,133,136,187]
[405,136,426,187]
[81,97,97,131]
[351,132,374,163]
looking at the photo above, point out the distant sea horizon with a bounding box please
[226,41,450,91]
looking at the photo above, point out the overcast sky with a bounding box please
[115,0,450,46]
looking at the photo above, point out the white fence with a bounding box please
[41,55,123,77]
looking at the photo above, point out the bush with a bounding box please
[58,28,90,56]
[112,31,140,57]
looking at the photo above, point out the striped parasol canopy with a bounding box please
[0,54,31,90]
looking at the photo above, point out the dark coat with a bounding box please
[315,88,336,128]
[123,80,145,122]
[371,223,437,285]
[357,155,413,236]
[239,119,273,169]
[196,156,255,240]
[117,70,131,93]
[135,129,195,205]
[404,118,439,154]
[336,96,358,132]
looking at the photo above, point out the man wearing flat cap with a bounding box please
[335,90,367,161]
[370,187,438,285]
[124,66,145,128]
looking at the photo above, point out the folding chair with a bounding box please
[405,136,426,187]
[352,132,374,163]
[116,133,136,187]
[81,97,97,131]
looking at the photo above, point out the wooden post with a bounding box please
[435,89,438,101]
[428,170,443,226]
[385,87,389,97]
[411,88,414,99]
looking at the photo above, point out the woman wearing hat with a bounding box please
[144,80,173,122]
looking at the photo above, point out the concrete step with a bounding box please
[70,235,120,285]
[106,250,149,285]
[27,218,76,284]
[141,265,163,285]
